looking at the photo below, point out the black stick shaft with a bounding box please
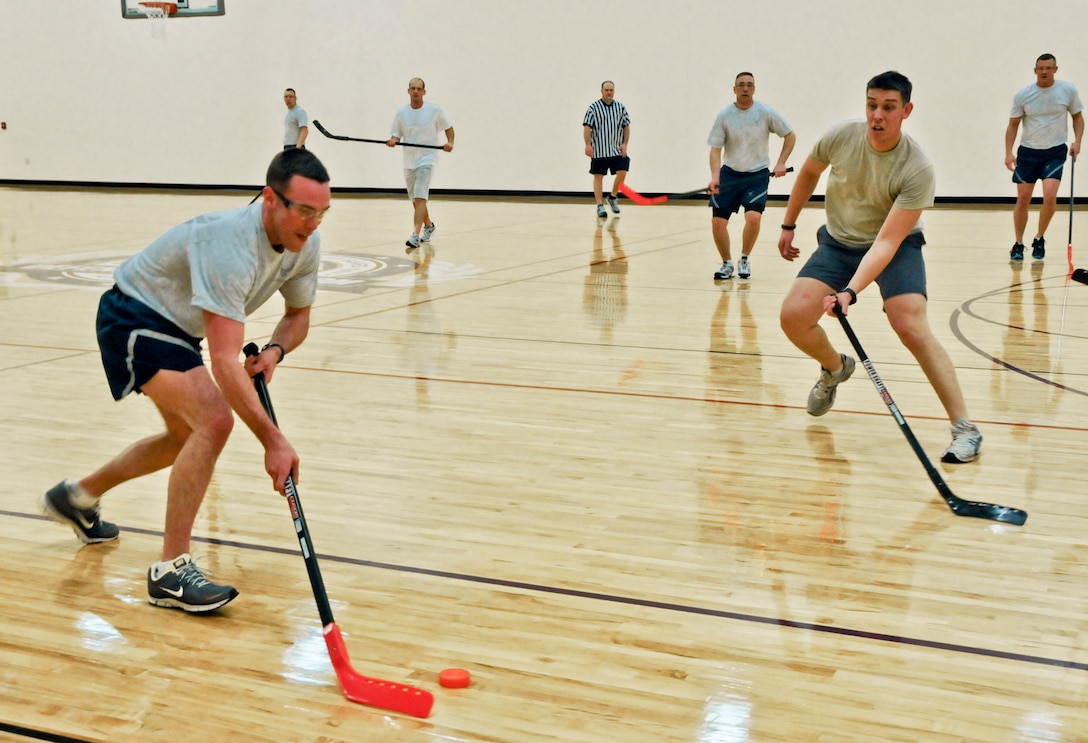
[245,343,335,627]
[313,120,445,149]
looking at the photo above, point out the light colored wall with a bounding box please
[2,1,1085,197]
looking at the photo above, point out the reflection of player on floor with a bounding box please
[583,219,628,342]
[388,77,454,251]
[778,70,982,464]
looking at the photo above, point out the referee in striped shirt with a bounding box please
[584,81,631,219]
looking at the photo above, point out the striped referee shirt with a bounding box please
[583,99,630,157]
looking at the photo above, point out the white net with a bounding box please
[137,3,170,39]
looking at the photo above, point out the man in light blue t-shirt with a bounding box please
[1005,54,1084,261]
[283,87,308,150]
[40,149,331,614]
[706,72,795,281]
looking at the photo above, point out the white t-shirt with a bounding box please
[284,105,308,146]
[390,102,452,169]
[114,202,320,338]
[1011,80,1084,150]
[707,101,792,173]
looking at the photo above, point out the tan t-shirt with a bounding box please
[811,120,935,248]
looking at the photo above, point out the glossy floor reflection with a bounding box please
[1,187,1087,742]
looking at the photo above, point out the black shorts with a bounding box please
[96,286,204,400]
[797,226,928,301]
[1013,143,1067,184]
[589,156,630,175]
[710,166,770,218]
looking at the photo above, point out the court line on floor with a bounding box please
[6,509,1084,674]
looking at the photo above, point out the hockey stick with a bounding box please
[1067,154,1088,283]
[243,344,435,718]
[830,308,1028,526]
[313,120,445,149]
[618,168,794,206]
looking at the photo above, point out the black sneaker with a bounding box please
[40,480,119,544]
[148,554,239,613]
[1009,242,1025,261]
[1031,236,1045,260]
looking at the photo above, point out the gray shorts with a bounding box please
[405,166,433,200]
[797,226,927,300]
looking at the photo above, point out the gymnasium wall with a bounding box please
[1,1,1085,198]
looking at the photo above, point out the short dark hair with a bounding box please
[284,88,296,95]
[735,71,755,84]
[1037,53,1057,65]
[266,148,330,192]
[866,70,912,104]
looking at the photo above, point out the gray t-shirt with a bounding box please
[1010,80,1084,150]
[284,105,308,146]
[811,120,935,248]
[114,201,320,338]
[707,101,792,172]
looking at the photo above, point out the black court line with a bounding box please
[0,721,95,743]
[951,277,1088,397]
[7,509,1086,674]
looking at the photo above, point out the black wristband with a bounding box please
[840,287,857,305]
[781,223,796,230]
[262,342,286,363]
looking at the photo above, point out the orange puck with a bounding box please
[439,668,471,688]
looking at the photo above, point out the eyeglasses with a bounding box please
[271,188,330,222]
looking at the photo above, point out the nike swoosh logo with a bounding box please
[160,587,184,598]
[76,513,96,529]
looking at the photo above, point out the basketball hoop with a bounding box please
[137,1,177,38]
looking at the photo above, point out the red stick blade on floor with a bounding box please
[324,623,435,718]
[617,183,667,205]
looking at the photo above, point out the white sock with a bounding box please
[67,480,99,509]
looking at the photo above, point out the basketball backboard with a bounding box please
[120,0,225,18]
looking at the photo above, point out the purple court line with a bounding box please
[8,510,1085,674]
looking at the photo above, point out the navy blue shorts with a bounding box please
[96,286,204,400]
[1013,143,1067,184]
[797,226,928,301]
[710,166,770,218]
[589,156,630,175]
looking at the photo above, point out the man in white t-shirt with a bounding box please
[387,77,455,250]
[706,72,795,281]
[40,149,331,614]
[1005,54,1084,261]
[283,88,309,150]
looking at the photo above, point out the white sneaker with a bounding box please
[405,234,420,251]
[807,354,855,416]
[941,418,982,463]
[421,223,436,242]
[737,255,751,279]
[713,260,734,280]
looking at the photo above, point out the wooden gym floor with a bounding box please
[1,186,1087,742]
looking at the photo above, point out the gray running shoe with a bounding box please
[607,195,620,214]
[420,223,436,242]
[596,204,607,219]
[148,554,238,613]
[737,255,751,279]
[40,480,119,544]
[713,260,734,280]
[405,233,420,250]
[807,354,856,416]
[941,418,982,463]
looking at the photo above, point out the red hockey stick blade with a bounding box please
[323,623,435,718]
[617,183,667,205]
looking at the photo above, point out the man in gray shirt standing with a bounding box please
[283,87,309,150]
[1005,54,1083,261]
